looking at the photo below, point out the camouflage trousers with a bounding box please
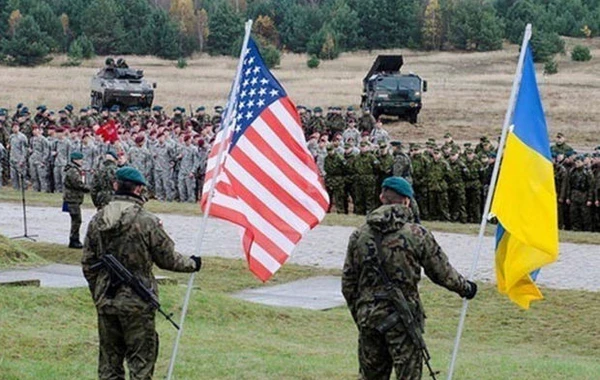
[428,189,450,221]
[358,326,423,380]
[326,176,346,214]
[29,160,49,192]
[10,160,26,190]
[154,169,174,202]
[97,311,158,380]
[569,191,592,231]
[448,185,467,224]
[53,164,65,193]
[413,185,428,221]
[67,202,82,242]
[465,186,481,224]
[178,173,197,203]
[354,175,376,215]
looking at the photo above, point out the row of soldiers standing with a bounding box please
[0,105,214,204]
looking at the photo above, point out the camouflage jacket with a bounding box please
[327,114,346,135]
[324,152,346,177]
[342,204,470,329]
[392,152,413,184]
[426,159,451,192]
[567,167,594,202]
[82,194,197,314]
[63,162,88,204]
[352,152,379,176]
[377,152,394,179]
[411,154,429,188]
[553,163,568,201]
[464,158,483,189]
[8,132,28,163]
[447,159,468,189]
[357,114,376,133]
[91,159,118,209]
[29,135,51,164]
[308,116,328,134]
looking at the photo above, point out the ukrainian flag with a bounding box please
[491,45,558,309]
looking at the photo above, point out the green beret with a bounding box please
[390,141,402,147]
[382,176,414,198]
[314,107,323,113]
[116,166,147,186]
[106,148,118,160]
[444,132,452,138]
[347,106,354,111]
[411,143,421,149]
[70,152,83,160]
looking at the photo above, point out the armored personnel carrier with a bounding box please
[90,58,155,109]
[361,55,427,123]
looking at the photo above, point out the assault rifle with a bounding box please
[90,254,180,330]
[372,232,439,380]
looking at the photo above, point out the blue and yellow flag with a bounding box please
[490,45,558,309]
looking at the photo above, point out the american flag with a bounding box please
[200,38,330,282]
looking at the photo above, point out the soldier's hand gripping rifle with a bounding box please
[372,232,439,380]
[90,254,181,330]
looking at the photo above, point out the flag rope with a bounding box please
[166,19,254,380]
[446,23,533,380]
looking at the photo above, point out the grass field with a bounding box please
[0,240,599,379]
[2,188,598,245]
[0,38,599,148]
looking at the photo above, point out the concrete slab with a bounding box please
[0,264,88,288]
[0,264,172,289]
[232,276,346,310]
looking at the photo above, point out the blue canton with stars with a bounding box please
[224,38,287,150]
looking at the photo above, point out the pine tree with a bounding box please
[422,0,443,50]
[207,2,243,56]
[81,0,126,55]
[31,1,63,52]
[2,15,52,66]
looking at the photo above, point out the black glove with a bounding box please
[464,280,477,300]
[191,255,202,272]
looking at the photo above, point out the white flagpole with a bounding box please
[166,19,254,380]
[446,23,532,380]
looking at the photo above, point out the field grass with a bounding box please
[0,240,599,379]
[2,188,599,245]
[0,38,599,148]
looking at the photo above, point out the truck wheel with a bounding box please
[408,112,418,124]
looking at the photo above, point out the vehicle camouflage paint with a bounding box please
[361,55,427,124]
[91,59,155,109]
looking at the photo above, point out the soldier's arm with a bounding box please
[341,230,360,323]
[82,219,101,292]
[413,225,471,297]
[147,215,197,273]
[65,169,88,192]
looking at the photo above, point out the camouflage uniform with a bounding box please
[447,157,468,223]
[29,134,51,192]
[464,157,483,223]
[63,162,88,244]
[177,143,200,203]
[327,113,346,139]
[152,142,176,201]
[82,194,198,380]
[0,142,6,188]
[324,150,347,213]
[53,137,71,192]
[81,141,96,186]
[566,165,594,231]
[129,145,154,193]
[392,151,413,184]
[358,113,376,134]
[91,159,118,209]
[426,157,451,221]
[342,204,473,380]
[553,162,569,229]
[411,152,429,220]
[376,150,394,203]
[308,115,328,135]
[8,131,28,189]
[352,151,380,215]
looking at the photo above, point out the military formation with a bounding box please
[1,103,599,232]
[0,103,213,204]
[300,106,600,233]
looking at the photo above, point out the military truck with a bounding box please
[90,58,156,109]
[361,55,427,124]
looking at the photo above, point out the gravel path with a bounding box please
[1,202,598,291]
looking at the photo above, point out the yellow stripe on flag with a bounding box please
[491,132,558,309]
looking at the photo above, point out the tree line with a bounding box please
[0,0,597,66]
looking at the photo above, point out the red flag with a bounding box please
[96,119,119,143]
[200,38,329,282]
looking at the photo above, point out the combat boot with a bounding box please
[68,239,83,249]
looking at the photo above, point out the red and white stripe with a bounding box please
[200,97,329,281]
